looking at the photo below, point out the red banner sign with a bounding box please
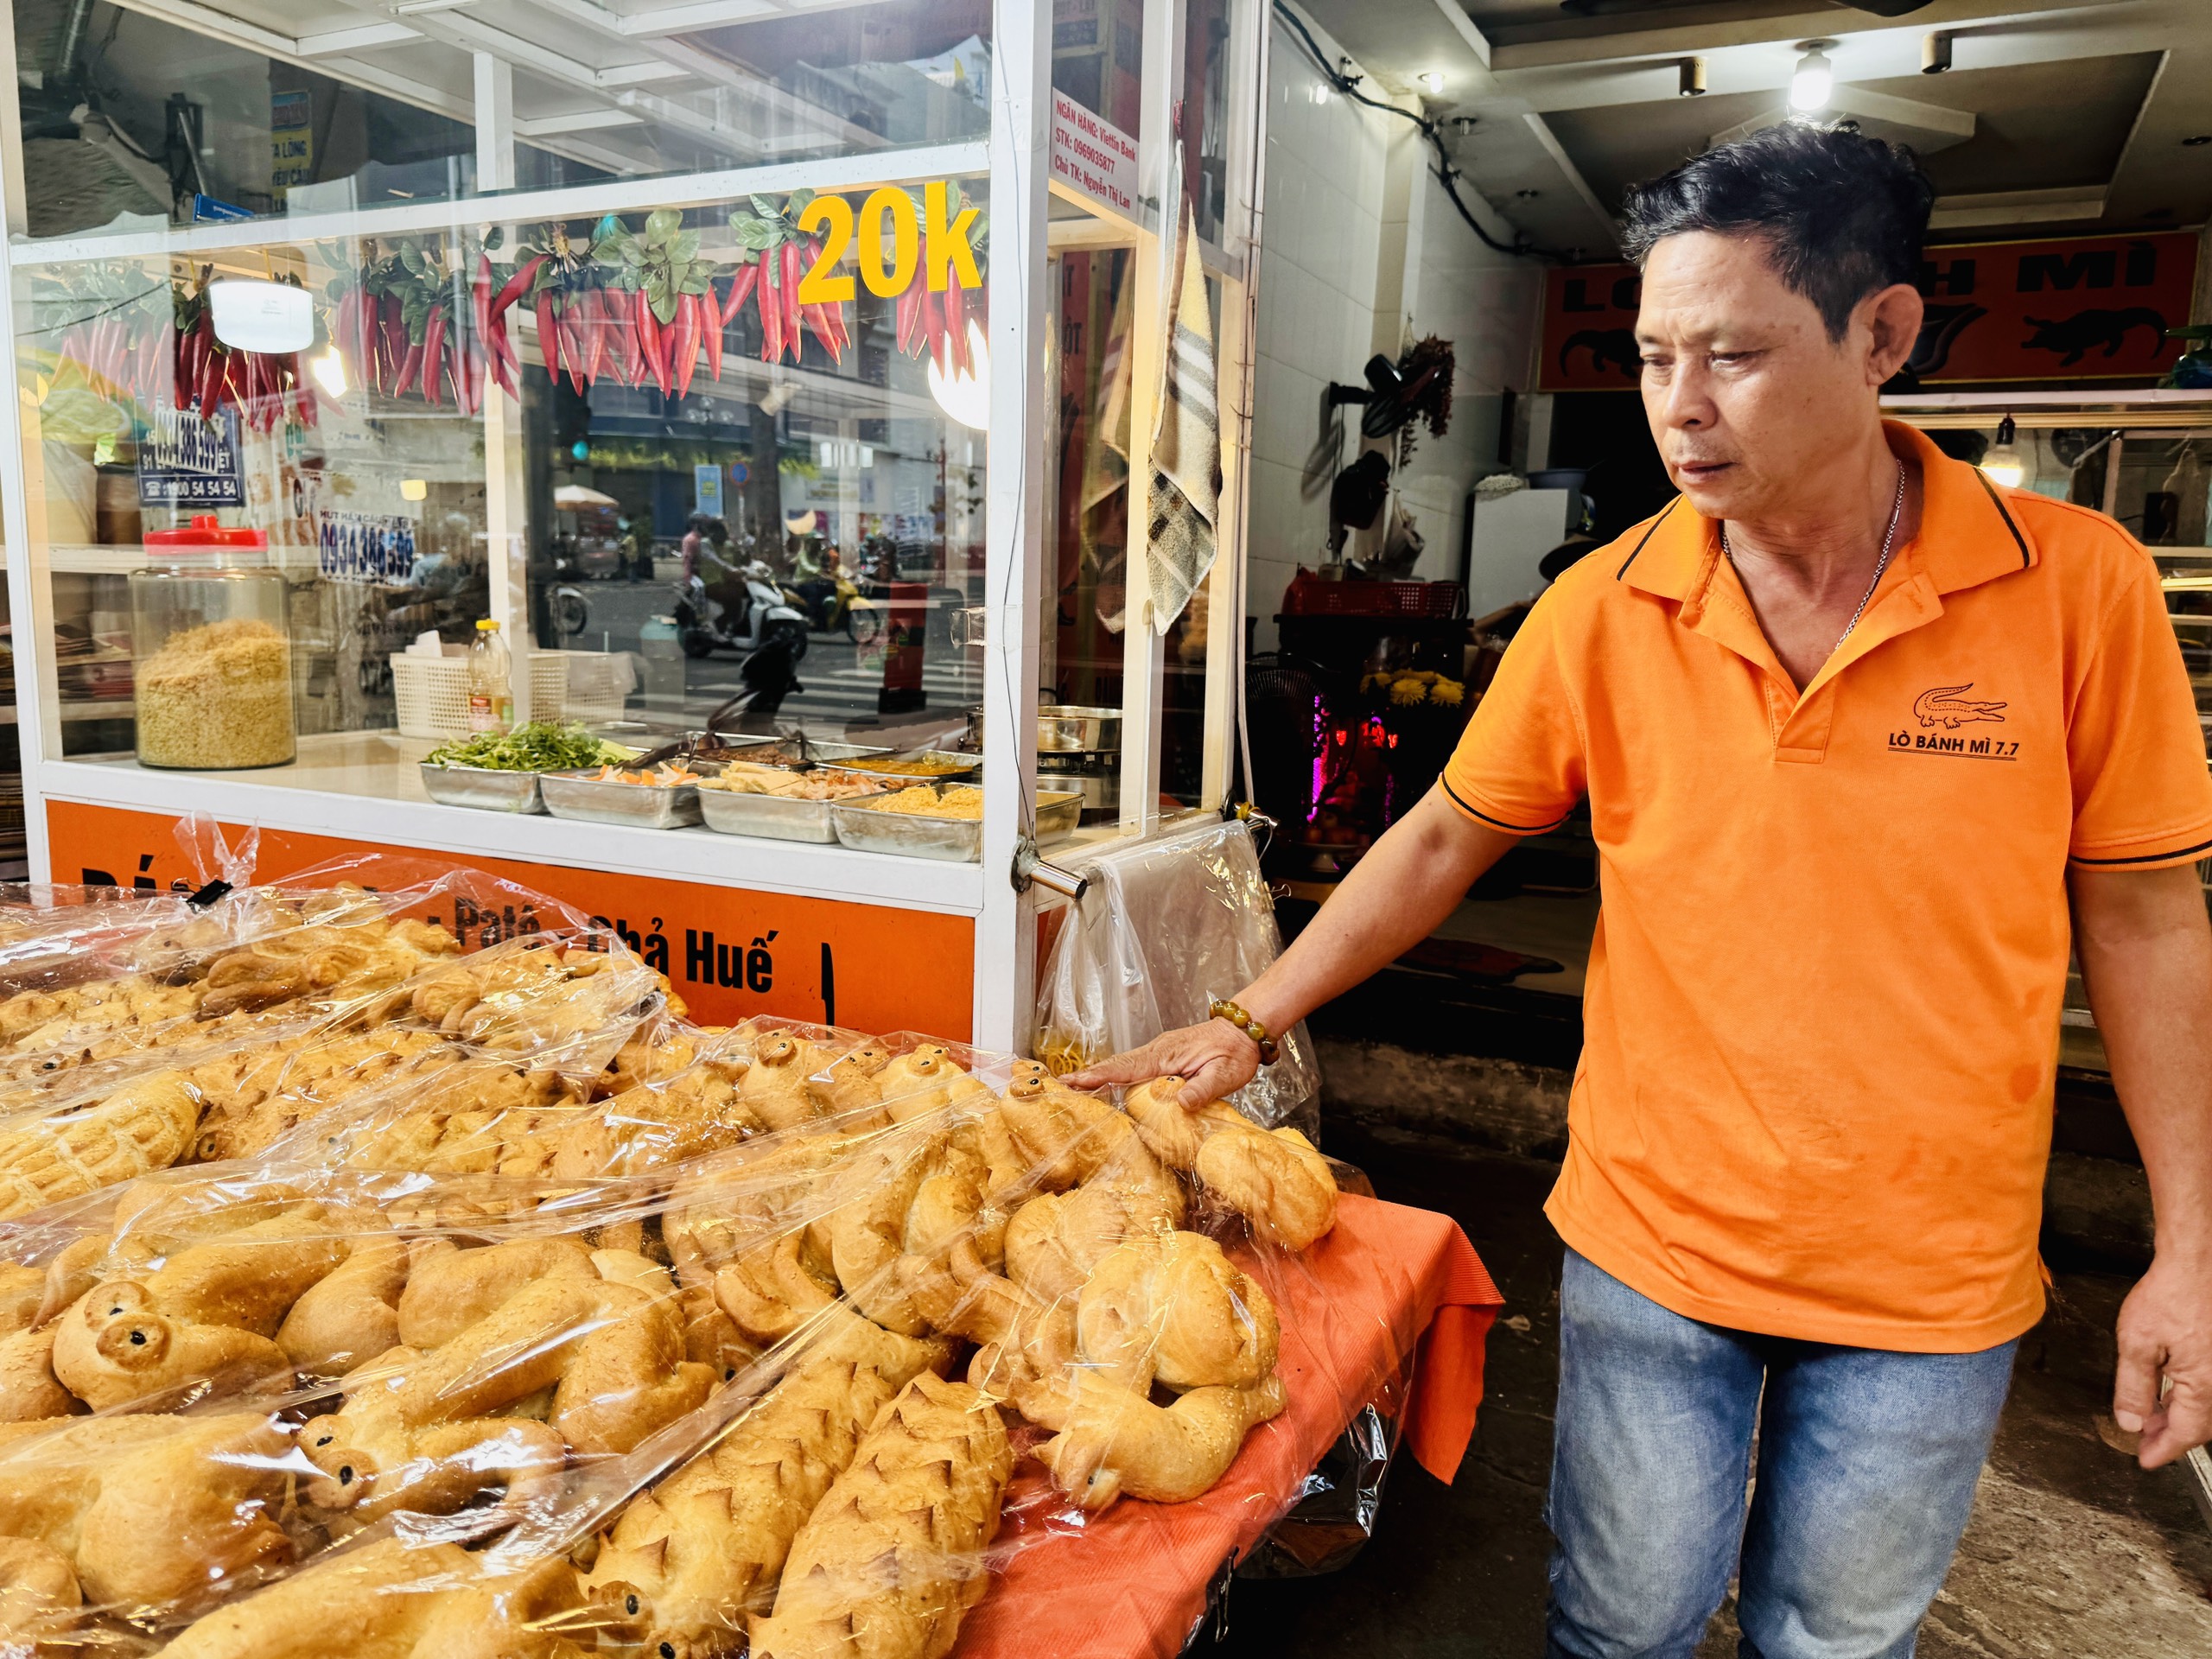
[1539,231,2199,391]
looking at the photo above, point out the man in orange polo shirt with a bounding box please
[1077,124,2212,1656]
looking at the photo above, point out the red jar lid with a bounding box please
[144,513,269,550]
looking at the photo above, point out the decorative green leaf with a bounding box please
[652,289,677,326]
[750,195,780,222]
[673,228,700,264]
[786,187,816,217]
[645,208,682,242]
[680,272,709,296]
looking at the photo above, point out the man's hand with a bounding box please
[2113,1250,2212,1469]
[1065,1018,1258,1109]
[2070,861,2212,1469]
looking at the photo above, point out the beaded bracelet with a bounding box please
[1209,997,1281,1066]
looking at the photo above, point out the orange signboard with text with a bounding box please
[1539,230,2199,391]
[47,801,976,1040]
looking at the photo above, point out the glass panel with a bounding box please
[22,238,492,763]
[1181,0,1233,245]
[1156,270,1224,810]
[525,179,992,748]
[1041,245,1131,824]
[1052,0,1142,137]
[14,0,993,244]
[18,170,994,797]
[15,0,481,239]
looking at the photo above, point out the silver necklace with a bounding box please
[1722,461,1907,653]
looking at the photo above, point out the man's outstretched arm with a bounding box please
[2070,861,2212,1469]
[1067,788,1522,1104]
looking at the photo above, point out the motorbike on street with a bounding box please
[782,569,883,645]
[675,553,810,664]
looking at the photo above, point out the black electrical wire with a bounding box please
[1270,0,1575,264]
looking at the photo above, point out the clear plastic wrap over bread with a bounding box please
[0,866,689,1220]
[0,1160,780,1653]
[0,872,1364,1659]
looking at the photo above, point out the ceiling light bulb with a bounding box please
[400,478,428,502]
[927,321,990,432]
[1789,46,1834,112]
[1980,416,2024,489]
[1679,56,1707,98]
[1420,71,1445,95]
[209,279,313,354]
[1311,79,1332,105]
[309,345,346,399]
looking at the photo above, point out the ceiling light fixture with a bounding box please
[1311,79,1332,105]
[1922,31,1953,74]
[207,279,312,354]
[1789,42,1835,113]
[1419,71,1446,95]
[1679,57,1707,98]
[1981,416,2024,489]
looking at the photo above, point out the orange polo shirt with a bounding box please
[1443,422,2212,1351]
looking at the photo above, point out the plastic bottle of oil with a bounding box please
[467,618,512,734]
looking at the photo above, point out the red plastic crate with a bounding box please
[1281,569,1466,618]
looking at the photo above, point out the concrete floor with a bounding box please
[1214,1127,2212,1658]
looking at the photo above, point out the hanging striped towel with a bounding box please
[1146,191,1222,634]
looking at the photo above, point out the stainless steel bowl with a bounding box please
[1038,705,1122,753]
[419,763,546,814]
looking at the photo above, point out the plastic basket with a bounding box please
[1281,570,1467,619]
[557,651,632,725]
[390,651,571,740]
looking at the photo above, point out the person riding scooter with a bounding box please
[674,516,810,662]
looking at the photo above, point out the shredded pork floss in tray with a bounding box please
[0,856,1354,1659]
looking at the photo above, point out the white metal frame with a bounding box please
[0,0,1271,1048]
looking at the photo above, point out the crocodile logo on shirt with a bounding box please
[1913,684,2008,729]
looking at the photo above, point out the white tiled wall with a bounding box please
[1243,13,1544,646]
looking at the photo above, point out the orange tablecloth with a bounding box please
[957,1192,1503,1659]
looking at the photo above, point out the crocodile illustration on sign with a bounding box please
[1914,684,2007,729]
[1558,327,1641,381]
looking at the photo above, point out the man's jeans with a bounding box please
[1544,1250,2018,1659]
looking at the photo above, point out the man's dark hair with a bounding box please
[1619,123,1935,340]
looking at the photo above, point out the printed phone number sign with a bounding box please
[318,512,416,584]
[137,403,245,506]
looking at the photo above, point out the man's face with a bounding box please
[1636,231,1918,521]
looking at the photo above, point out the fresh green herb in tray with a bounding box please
[424,722,633,772]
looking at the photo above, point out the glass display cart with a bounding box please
[0,0,1269,1051]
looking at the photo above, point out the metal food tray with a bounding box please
[1034,789,1082,845]
[419,762,546,814]
[540,768,710,830]
[830,789,983,861]
[698,778,887,843]
[829,787,1081,861]
[837,747,982,783]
